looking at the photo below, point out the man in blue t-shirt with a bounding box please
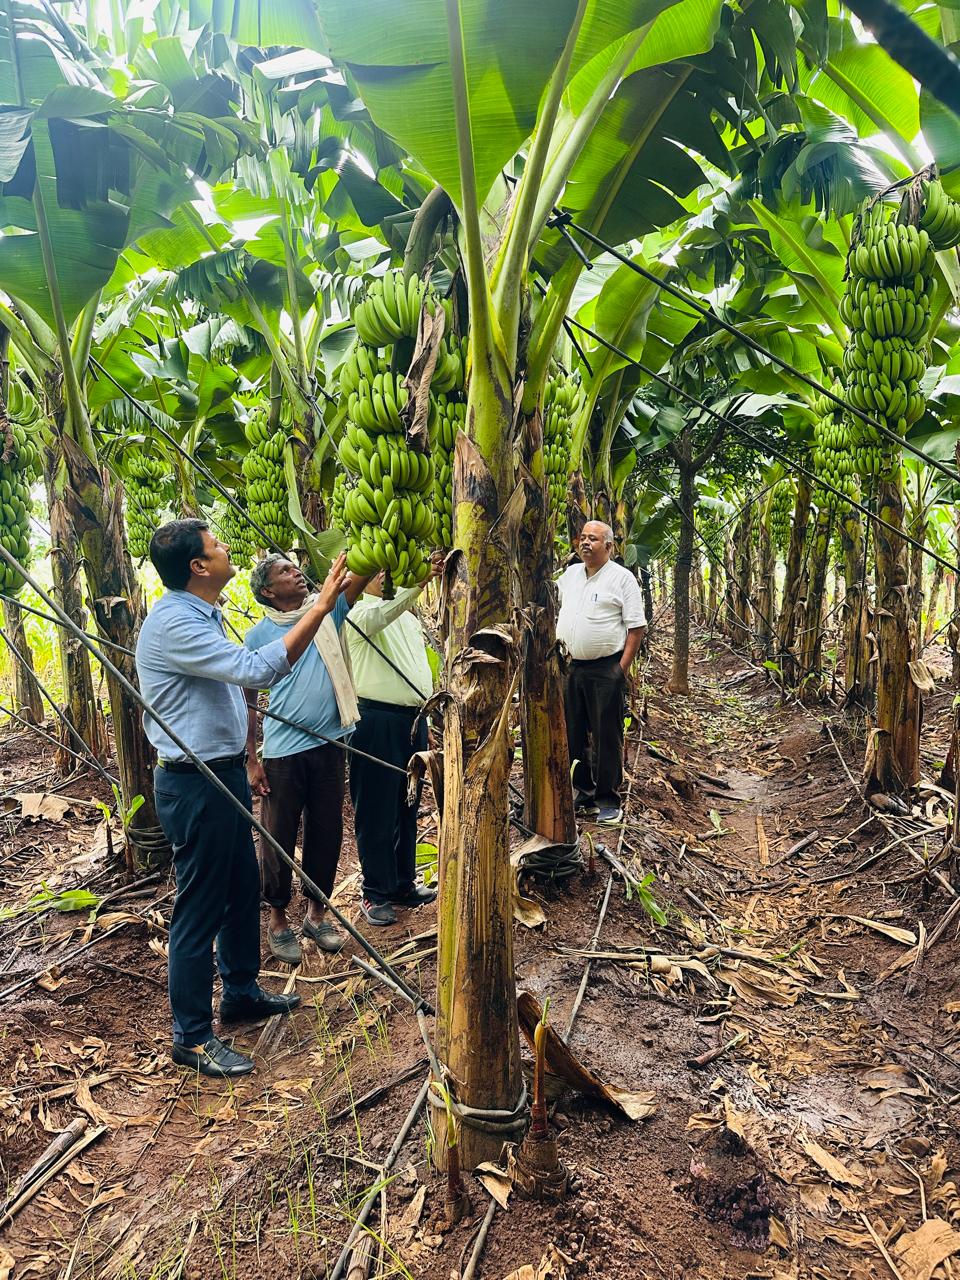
[244,555,369,965]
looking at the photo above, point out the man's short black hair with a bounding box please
[149,519,210,590]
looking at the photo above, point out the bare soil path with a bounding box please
[2,624,960,1280]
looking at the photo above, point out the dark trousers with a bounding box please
[259,744,345,909]
[564,653,627,808]
[350,701,427,904]
[154,763,260,1045]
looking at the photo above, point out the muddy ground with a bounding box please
[2,623,960,1280]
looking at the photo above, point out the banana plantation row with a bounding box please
[2,0,960,1163]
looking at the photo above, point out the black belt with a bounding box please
[157,750,247,774]
[358,697,419,715]
[570,649,623,667]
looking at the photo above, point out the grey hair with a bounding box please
[250,553,290,606]
[583,520,614,545]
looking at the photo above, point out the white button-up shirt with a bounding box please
[556,560,646,661]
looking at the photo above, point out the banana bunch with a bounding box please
[338,418,434,492]
[543,373,580,526]
[841,200,935,479]
[811,384,858,510]
[353,270,428,347]
[345,370,411,435]
[218,497,255,569]
[330,471,349,532]
[698,509,725,565]
[124,452,167,559]
[338,376,436,587]
[339,345,391,400]
[3,380,43,480]
[431,393,465,547]
[431,335,467,395]
[849,207,932,281]
[768,481,794,555]
[0,458,30,594]
[241,406,295,551]
[243,405,271,447]
[839,278,930,342]
[920,178,960,250]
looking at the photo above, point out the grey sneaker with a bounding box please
[360,898,397,926]
[268,927,302,966]
[302,916,346,954]
[574,793,600,818]
[597,805,624,826]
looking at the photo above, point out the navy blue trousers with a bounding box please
[154,763,260,1045]
[349,704,427,904]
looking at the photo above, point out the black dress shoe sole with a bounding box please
[220,997,301,1024]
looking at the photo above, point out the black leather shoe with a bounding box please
[391,885,438,908]
[172,1035,254,1077]
[220,985,301,1024]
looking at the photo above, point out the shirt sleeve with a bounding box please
[163,612,291,688]
[348,586,421,638]
[620,571,646,628]
[332,593,351,632]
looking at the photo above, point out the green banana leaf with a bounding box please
[317,0,579,211]
[185,0,327,51]
[283,439,344,578]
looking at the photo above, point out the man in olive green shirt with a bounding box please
[345,562,439,925]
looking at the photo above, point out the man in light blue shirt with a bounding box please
[135,519,347,1078]
[243,554,368,964]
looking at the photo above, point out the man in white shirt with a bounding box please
[345,561,441,926]
[556,521,646,825]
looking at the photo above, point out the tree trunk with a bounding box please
[640,567,654,639]
[798,506,832,703]
[42,449,107,771]
[691,545,706,622]
[732,509,754,642]
[567,470,588,550]
[517,410,575,846]
[755,500,775,656]
[1,597,43,725]
[706,539,720,624]
[612,496,627,551]
[908,515,926,631]
[839,510,870,709]
[926,562,945,645]
[952,560,960,684]
[952,460,960,684]
[60,434,164,863]
[867,474,921,792]
[777,476,813,684]
[722,534,737,636]
[668,454,695,694]
[435,420,522,1167]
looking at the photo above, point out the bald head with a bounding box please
[579,521,615,574]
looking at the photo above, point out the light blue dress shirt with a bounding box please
[135,591,290,762]
[244,595,353,758]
